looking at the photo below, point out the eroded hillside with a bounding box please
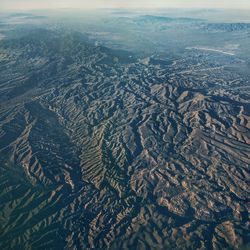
[0,23,249,250]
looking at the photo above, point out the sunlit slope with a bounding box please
[0,29,249,249]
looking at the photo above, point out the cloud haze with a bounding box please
[1,0,250,10]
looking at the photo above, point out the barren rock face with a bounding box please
[0,11,249,250]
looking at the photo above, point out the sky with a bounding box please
[1,0,250,10]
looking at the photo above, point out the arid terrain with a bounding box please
[0,10,249,249]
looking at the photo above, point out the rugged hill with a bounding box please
[0,28,249,249]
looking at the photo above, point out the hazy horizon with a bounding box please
[1,0,250,10]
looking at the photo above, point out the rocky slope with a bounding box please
[0,28,249,249]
